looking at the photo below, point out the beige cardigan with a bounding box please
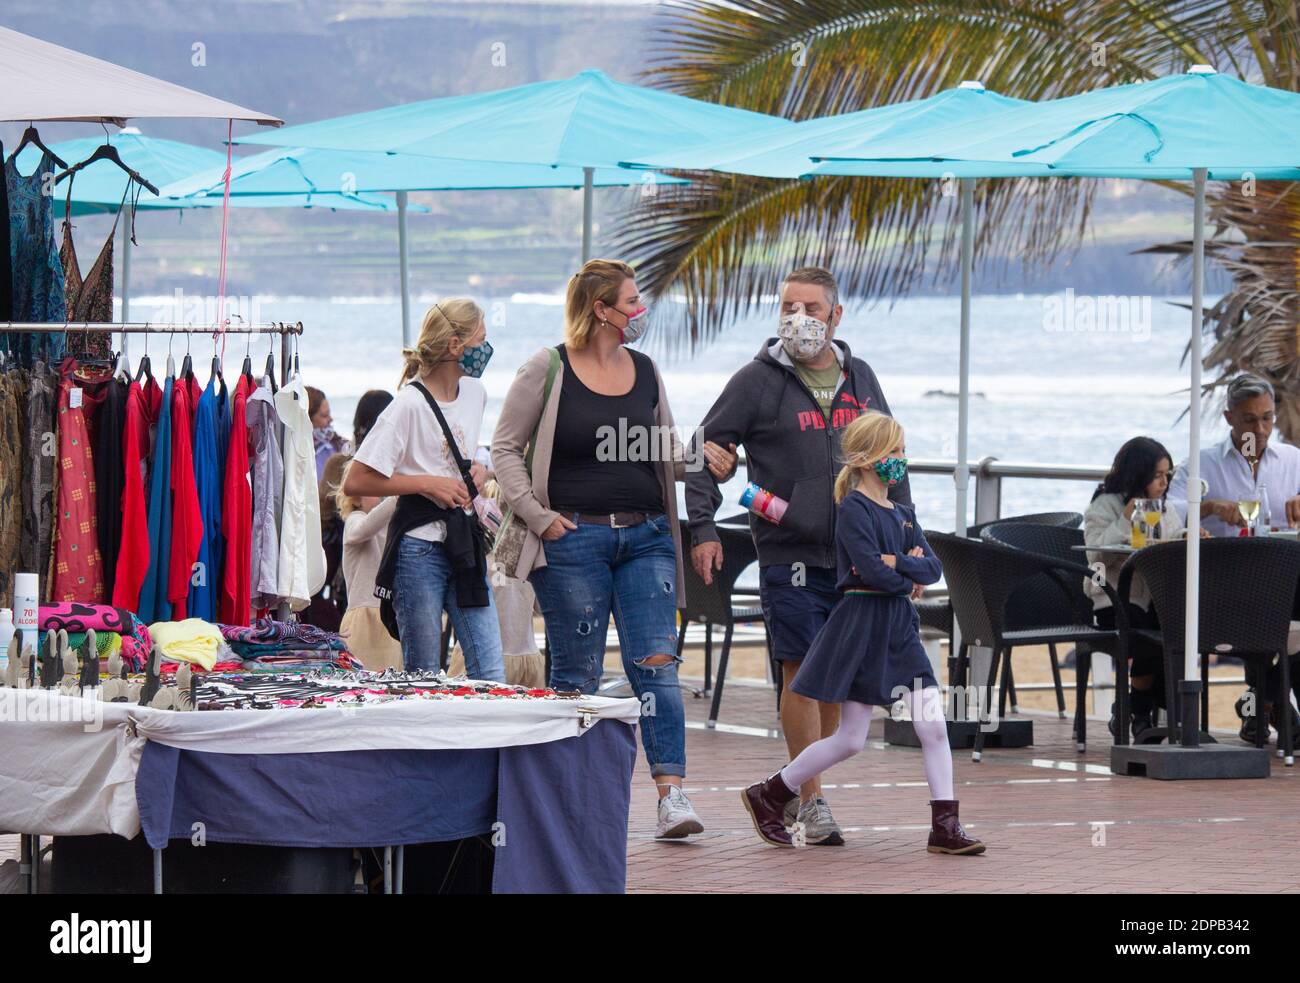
[491,345,688,606]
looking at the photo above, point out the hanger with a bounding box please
[166,330,176,379]
[135,324,153,384]
[113,327,130,381]
[210,330,222,384]
[10,124,68,170]
[263,333,277,391]
[180,328,193,383]
[241,327,254,383]
[55,127,159,195]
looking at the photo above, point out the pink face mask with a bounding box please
[607,305,649,345]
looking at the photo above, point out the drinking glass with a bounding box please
[1237,498,1261,536]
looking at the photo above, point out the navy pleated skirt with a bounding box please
[789,593,937,707]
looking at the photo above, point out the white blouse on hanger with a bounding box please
[274,372,326,611]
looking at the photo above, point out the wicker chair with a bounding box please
[917,512,1084,708]
[928,532,1125,761]
[677,517,764,727]
[979,522,1090,721]
[1119,537,1300,764]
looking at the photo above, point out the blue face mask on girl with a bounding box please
[873,456,908,486]
[458,340,493,378]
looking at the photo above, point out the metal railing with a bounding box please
[873,454,1109,527]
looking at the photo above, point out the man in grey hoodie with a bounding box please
[686,266,912,846]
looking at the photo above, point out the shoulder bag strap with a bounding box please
[523,345,562,474]
[408,380,479,500]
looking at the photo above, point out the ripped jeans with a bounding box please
[531,512,685,777]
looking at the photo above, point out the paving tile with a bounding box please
[627,678,1300,893]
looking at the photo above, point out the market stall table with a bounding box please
[0,684,641,893]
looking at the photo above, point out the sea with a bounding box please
[125,290,1218,534]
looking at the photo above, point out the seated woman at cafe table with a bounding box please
[1086,436,1188,741]
[1165,373,1300,744]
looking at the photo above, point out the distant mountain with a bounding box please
[1,1,1210,299]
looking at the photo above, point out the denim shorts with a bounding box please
[759,563,840,663]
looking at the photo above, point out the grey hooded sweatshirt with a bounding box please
[686,337,912,570]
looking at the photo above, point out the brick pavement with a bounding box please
[626,678,1300,894]
[5,674,1296,894]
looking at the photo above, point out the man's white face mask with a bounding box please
[778,304,829,362]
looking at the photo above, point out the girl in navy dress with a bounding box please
[742,411,985,855]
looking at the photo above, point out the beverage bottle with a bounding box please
[1259,484,1271,534]
[739,482,788,525]
[13,573,39,678]
[0,608,12,673]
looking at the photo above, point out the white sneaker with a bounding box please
[656,786,704,839]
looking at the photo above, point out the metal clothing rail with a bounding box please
[0,321,303,334]
[2,321,306,396]
[4,318,307,630]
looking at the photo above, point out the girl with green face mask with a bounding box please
[741,410,985,857]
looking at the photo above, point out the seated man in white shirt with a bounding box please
[1167,374,1300,743]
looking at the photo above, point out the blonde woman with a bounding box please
[493,258,735,840]
[343,299,503,679]
[335,469,403,672]
[741,411,984,856]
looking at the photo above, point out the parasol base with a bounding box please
[1111,743,1270,780]
[884,716,1032,749]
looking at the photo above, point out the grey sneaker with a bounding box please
[784,795,799,828]
[656,786,704,839]
[795,795,844,846]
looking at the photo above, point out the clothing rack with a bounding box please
[1,321,304,386]
[4,319,306,625]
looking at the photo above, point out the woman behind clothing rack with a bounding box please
[313,391,394,633]
[342,300,504,680]
[335,469,403,672]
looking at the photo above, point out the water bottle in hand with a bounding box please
[740,482,788,525]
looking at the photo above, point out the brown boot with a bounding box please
[927,799,985,855]
[741,771,798,847]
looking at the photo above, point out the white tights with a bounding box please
[779,687,954,801]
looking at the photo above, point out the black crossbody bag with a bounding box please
[407,381,493,555]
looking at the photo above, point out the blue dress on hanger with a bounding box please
[4,151,66,363]
[188,377,222,621]
[139,373,174,623]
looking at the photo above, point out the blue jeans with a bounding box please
[393,535,505,681]
[530,513,685,778]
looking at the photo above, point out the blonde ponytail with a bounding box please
[834,411,905,502]
[833,465,856,503]
[399,297,485,387]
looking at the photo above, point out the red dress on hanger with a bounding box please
[167,373,203,619]
[219,374,253,625]
[49,360,106,603]
[112,378,152,610]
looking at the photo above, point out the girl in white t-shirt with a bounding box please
[343,299,504,679]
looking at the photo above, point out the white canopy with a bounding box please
[0,26,280,127]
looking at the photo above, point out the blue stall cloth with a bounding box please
[138,374,174,623]
[188,377,222,620]
[493,720,637,894]
[135,719,636,893]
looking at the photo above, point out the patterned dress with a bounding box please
[49,361,104,603]
[4,151,66,363]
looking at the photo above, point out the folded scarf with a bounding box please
[219,618,345,648]
[40,603,152,670]
[148,618,226,671]
[226,639,348,659]
[37,630,122,662]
